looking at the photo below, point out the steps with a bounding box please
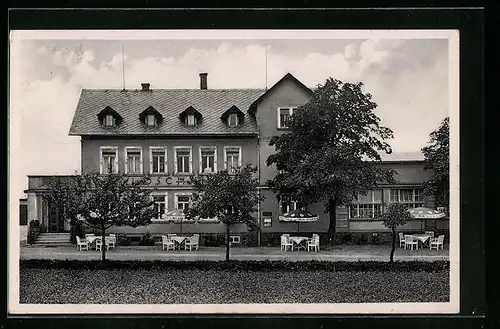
[34,233,71,246]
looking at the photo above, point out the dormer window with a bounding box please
[104,114,115,126]
[139,106,163,128]
[146,114,156,126]
[228,113,239,127]
[186,114,197,126]
[97,106,122,128]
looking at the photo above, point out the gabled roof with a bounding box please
[96,106,123,124]
[69,89,266,136]
[220,105,245,122]
[248,73,313,114]
[179,106,203,122]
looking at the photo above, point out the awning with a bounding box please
[278,209,319,222]
[408,207,446,219]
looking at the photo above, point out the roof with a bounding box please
[69,89,266,136]
[248,73,313,114]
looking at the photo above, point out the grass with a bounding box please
[20,266,449,304]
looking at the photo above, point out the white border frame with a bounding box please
[99,146,118,174]
[223,146,242,172]
[124,146,143,175]
[199,146,217,174]
[149,146,168,174]
[174,146,193,175]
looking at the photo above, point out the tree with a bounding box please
[422,117,449,212]
[379,203,413,262]
[267,78,396,243]
[47,170,157,262]
[185,165,262,261]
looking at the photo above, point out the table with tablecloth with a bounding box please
[169,236,187,249]
[288,236,309,251]
[411,234,432,248]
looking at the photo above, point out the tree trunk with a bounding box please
[225,225,230,262]
[390,227,396,263]
[101,222,106,262]
[327,198,337,244]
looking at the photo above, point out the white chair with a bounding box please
[404,235,418,250]
[162,235,175,251]
[430,235,445,250]
[425,231,435,239]
[95,237,110,252]
[399,232,405,248]
[307,235,320,252]
[281,235,293,251]
[76,236,89,251]
[106,235,116,250]
[184,235,200,251]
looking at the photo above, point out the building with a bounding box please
[24,72,449,244]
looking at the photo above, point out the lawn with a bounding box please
[20,267,449,304]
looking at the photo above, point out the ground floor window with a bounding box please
[279,199,298,214]
[151,193,167,220]
[349,190,383,219]
[175,194,192,211]
[390,188,424,208]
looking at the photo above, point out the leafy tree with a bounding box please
[379,203,413,262]
[267,78,396,243]
[185,165,262,261]
[47,170,157,261]
[422,117,449,212]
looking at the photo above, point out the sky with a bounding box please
[10,32,451,199]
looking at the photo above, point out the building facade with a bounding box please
[25,73,449,242]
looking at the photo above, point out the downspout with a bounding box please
[257,135,261,247]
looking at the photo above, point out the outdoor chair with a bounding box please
[425,231,435,238]
[430,235,445,250]
[107,235,116,250]
[399,232,405,248]
[404,235,418,251]
[307,235,320,252]
[161,235,175,251]
[95,237,110,252]
[184,235,200,251]
[281,235,293,251]
[76,236,89,251]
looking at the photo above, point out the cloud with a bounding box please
[12,38,449,198]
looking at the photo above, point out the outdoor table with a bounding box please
[289,236,309,251]
[170,236,187,250]
[86,236,99,249]
[412,234,431,248]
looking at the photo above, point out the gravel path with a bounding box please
[20,268,449,304]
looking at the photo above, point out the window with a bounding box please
[199,147,217,174]
[100,147,118,174]
[150,147,167,174]
[277,107,296,129]
[349,190,383,219]
[280,200,298,214]
[224,146,241,174]
[228,113,239,127]
[151,193,167,220]
[104,114,115,126]
[175,194,192,211]
[146,114,156,126]
[230,235,241,244]
[175,147,192,174]
[390,188,424,208]
[186,114,197,126]
[125,147,143,174]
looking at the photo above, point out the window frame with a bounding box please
[99,146,119,174]
[277,106,297,129]
[227,113,239,127]
[174,192,192,211]
[149,146,168,174]
[199,146,217,174]
[103,114,115,127]
[185,114,197,126]
[349,189,384,220]
[124,146,143,175]
[150,191,168,221]
[145,114,157,127]
[223,146,242,174]
[279,199,298,215]
[174,146,193,175]
[389,188,425,208]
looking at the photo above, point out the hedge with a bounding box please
[20,259,449,272]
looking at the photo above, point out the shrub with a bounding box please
[117,236,132,246]
[27,220,41,245]
[340,233,353,244]
[138,233,156,246]
[370,233,382,245]
[19,259,450,273]
[354,233,369,245]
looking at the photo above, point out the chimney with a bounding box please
[141,83,150,91]
[199,73,208,90]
